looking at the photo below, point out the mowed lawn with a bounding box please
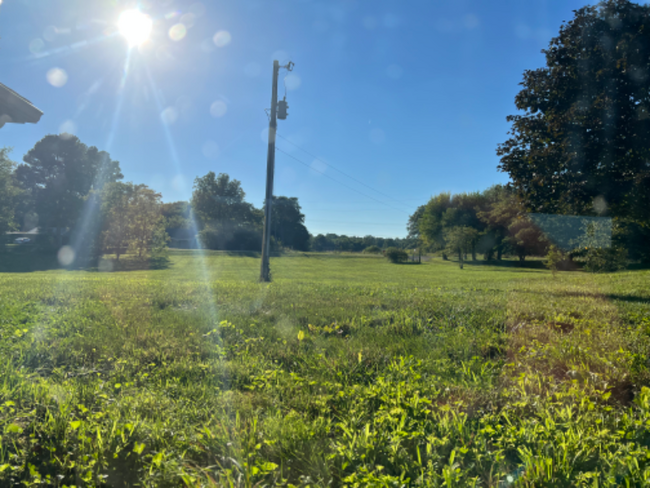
[1,251,650,487]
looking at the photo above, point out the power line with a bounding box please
[303,207,412,212]
[275,147,410,215]
[276,133,415,210]
[308,219,407,226]
[298,197,432,204]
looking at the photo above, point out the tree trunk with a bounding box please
[497,246,503,261]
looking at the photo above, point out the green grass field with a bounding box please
[1,251,650,487]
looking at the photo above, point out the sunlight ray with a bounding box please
[142,60,250,395]
[104,48,132,151]
[24,33,118,64]
[64,50,131,264]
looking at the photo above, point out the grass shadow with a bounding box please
[0,251,173,273]
[464,259,548,270]
[188,250,264,258]
[91,255,172,272]
[0,251,62,273]
[518,289,650,304]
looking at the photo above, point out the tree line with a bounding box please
[0,135,410,265]
[409,185,550,264]
[311,233,413,253]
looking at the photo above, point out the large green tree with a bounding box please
[416,187,549,261]
[418,192,487,258]
[100,183,133,261]
[126,185,167,259]
[15,135,122,244]
[100,182,167,260]
[267,196,310,251]
[0,148,21,239]
[191,172,264,250]
[418,193,452,250]
[191,172,259,227]
[406,204,426,240]
[498,0,650,222]
[161,201,192,231]
[444,226,480,267]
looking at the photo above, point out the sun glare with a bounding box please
[118,9,153,46]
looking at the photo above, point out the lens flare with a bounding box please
[46,67,68,87]
[169,23,187,42]
[118,9,153,46]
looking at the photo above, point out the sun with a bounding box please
[118,9,153,46]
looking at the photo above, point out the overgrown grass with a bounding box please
[1,251,649,486]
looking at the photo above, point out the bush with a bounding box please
[544,245,569,275]
[199,224,262,251]
[384,247,408,263]
[583,247,628,273]
[363,245,381,254]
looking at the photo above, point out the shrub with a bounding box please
[363,245,381,254]
[384,247,408,263]
[583,247,628,273]
[544,245,567,276]
[199,224,262,251]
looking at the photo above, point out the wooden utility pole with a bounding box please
[260,60,292,282]
[259,60,279,282]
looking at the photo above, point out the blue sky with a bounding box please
[1,0,589,238]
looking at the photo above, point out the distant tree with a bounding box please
[191,172,263,251]
[385,247,408,263]
[407,204,426,240]
[311,234,330,252]
[15,135,122,246]
[444,226,479,267]
[444,193,487,260]
[309,233,410,253]
[161,201,192,231]
[497,0,650,224]
[419,193,452,250]
[507,218,549,261]
[268,196,310,251]
[363,245,381,254]
[0,148,21,240]
[615,221,650,262]
[101,183,167,260]
[198,222,262,251]
[191,172,259,227]
[477,186,519,260]
[100,183,132,261]
[337,235,353,252]
[583,247,628,273]
[477,186,550,261]
[545,245,570,276]
[418,192,487,259]
[128,185,167,259]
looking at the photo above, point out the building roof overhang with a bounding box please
[0,83,43,128]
